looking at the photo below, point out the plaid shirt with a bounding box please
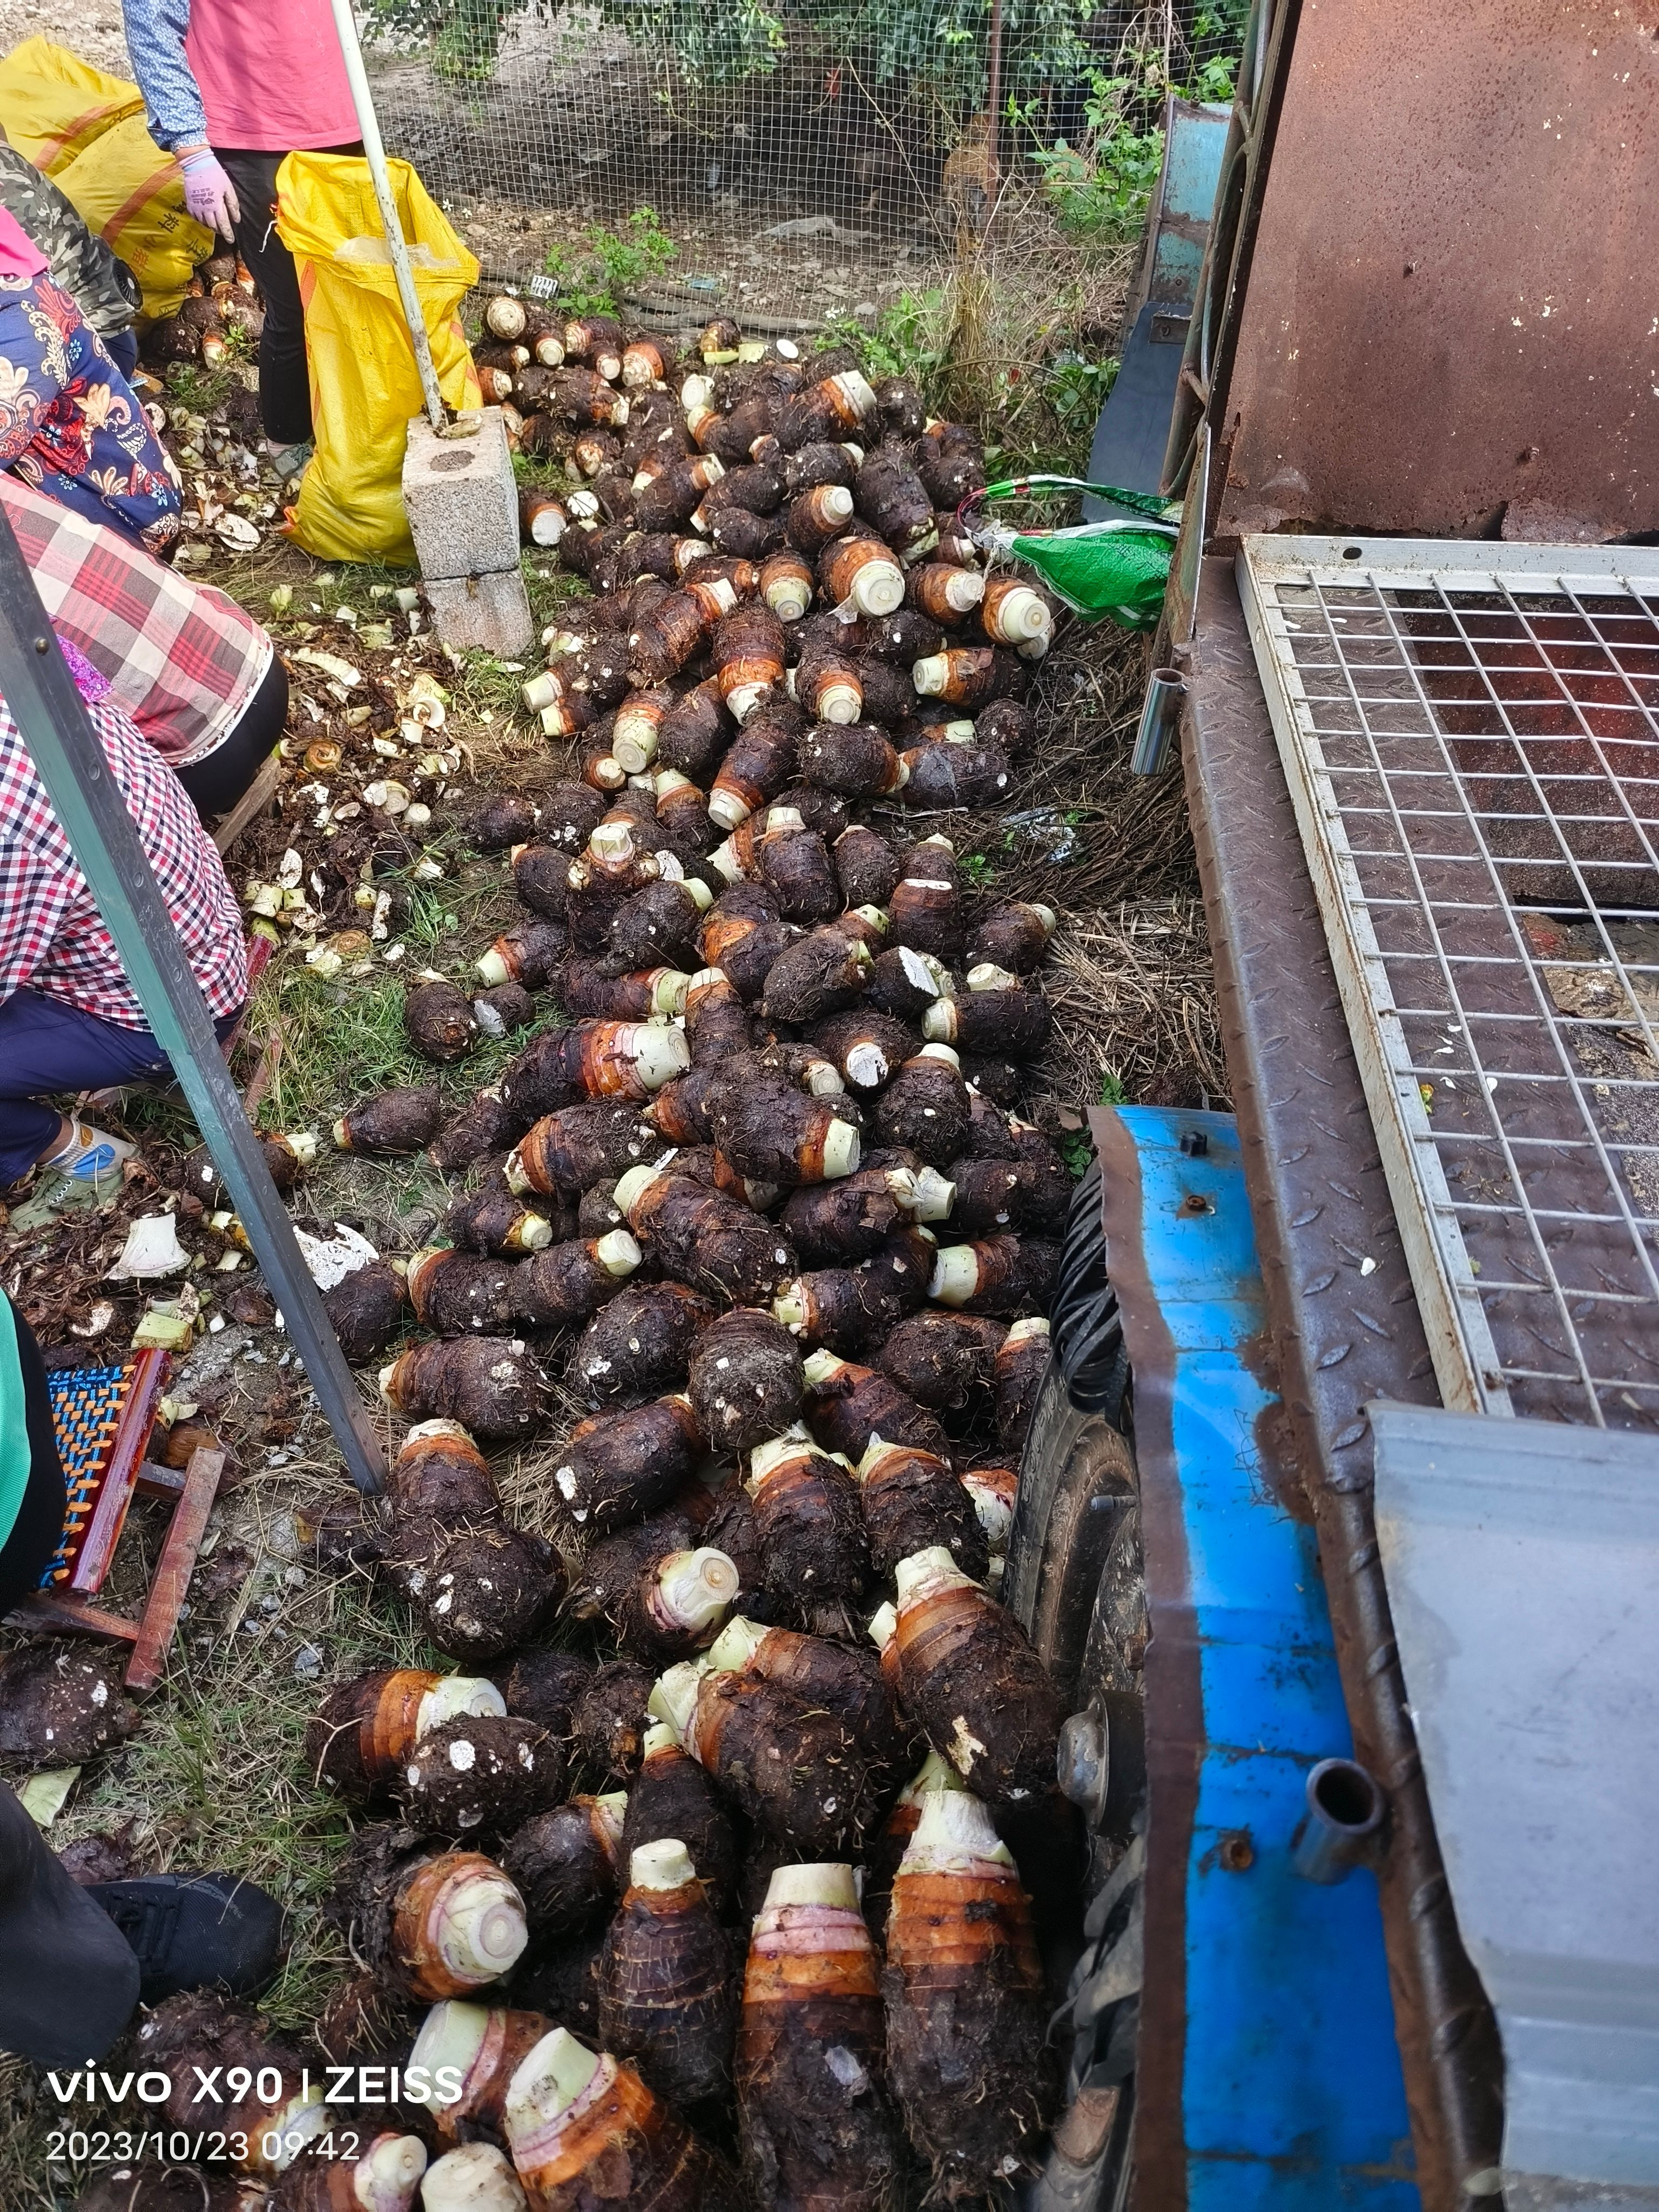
[0,472,269,767]
[0,692,247,1029]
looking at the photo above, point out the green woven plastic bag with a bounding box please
[970,475,1179,631]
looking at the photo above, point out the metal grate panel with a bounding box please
[1236,536,1659,1431]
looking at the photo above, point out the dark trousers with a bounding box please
[0,1782,140,2064]
[0,1289,67,1613]
[174,651,288,819]
[0,994,242,1186]
[214,145,361,447]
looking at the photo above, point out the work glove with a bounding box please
[177,146,240,241]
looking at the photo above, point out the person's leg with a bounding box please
[0,1781,143,2065]
[0,276,181,557]
[213,150,311,456]
[174,653,289,819]
[0,990,172,1188]
[0,1291,68,1613]
[101,326,139,382]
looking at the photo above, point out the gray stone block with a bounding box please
[403,407,520,582]
[423,568,535,656]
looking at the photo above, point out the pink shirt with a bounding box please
[185,0,359,152]
[0,209,49,284]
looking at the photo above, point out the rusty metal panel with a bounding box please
[1213,0,1659,543]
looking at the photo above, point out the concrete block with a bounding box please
[423,568,535,657]
[403,407,520,582]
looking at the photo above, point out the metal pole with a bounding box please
[327,0,447,434]
[0,513,385,1495]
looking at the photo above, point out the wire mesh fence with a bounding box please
[359,0,1246,396]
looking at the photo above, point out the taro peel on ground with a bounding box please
[502,2027,727,2211]
[597,1838,738,2107]
[736,1862,900,2212]
[501,1795,626,1937]
[882,1792,1056,2196]
[891,1546,1063,1802]
[409,2002,554,2144]
[304,1667,506,1802]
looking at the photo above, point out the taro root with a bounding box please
[339,1832,530,2004]
[0,1644,139,1763]
[709,702,800,830]
[945,1152,1070,1238]
[447,1190,555,1259]
[390,1420,498,1521]
[382,1337,548,1441]
[613,1163,799,1307]
[571,1658,656,1781]
[505,1649,596,1737]
[507,1926,606,2048]
[552,1388,704,1531]
[597,1838,738,2107]
[996,1317,1050,1453]
[857,1439,990,1583]
[546,367,626,426]
[507,1099,662,1196]
[385,1520,563,1664]
[646,1066,726,1150]
[759,547,814,621]
[745,1431,871,1603]
[512,1232,642,1331]
[609,878,712,972]
[568,1267,716,1397]
[909,560,986,624]
[874,1049,972,1167]
[323,1260,408,1365]
[736,1862,900,2212]
[497,1019,688,1121]
[569,1519,740,1667]
[420,2144,527,2212]
[398,1715,562,1839]
[501,1796,626,1937]
[711,603,787,724]
[688,1667,878,1857]
[430,1089,530,1177]
[314,1971,426,2068]
[851,1224,938,1331]
[801,1350,949,1464]
[980,575,1054,651]
[335,1085,444,1156]
[697,902,793,1003]
[859,1751,965,1946]
[888,872,965,962]
[866,944,954,1025]
[916,422,988,510]
[706,1616,909,1782]
[657,677,729,780]
[967,900,1057,975]
[786,482,856,556]
[563,838,661,953]
[683,969,757,1066]
[854,448,935,557]
[756,818,840,922]
[503,2029,728,2210]
[760,927,870,1027]
[406,978,481,1065]
[799,721,906,801]
[924,978,1050,1059]
[687,1306,804,1454]
[183,1130,314,1201]
[628,588,708,683]
[811,1008,917,1094]
[304,1668,506,1803]
[534,785,609,857]
[563,313,623,377]
[76,2163,261,2212]
[960,1465,1019,1555]
[408,2002,555,2147]
[134,1993,323,2171]
[409,1249,517,1337]
[975,696,1036,759]
[636,457,725,537]
[772,1267,878,1355]
[782,441,857,496]
[819,535,905,620]
[929,1233,1061,1317]
[898,735,1012,811]
[833,822,900,909]
[623,1723,738,1913]
[703,1070,861,1190]
[650,769,715,859]
[878,1310,1006,1410]
[911,644,1026,710]
[475,983,537,1040]
[892,1547,1063,1802]
[882,1793,1055,2194]
[477,920,569,993]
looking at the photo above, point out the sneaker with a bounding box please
[266,438,313,483]
[40,1120,136,1188]
[88,1873,287,2004]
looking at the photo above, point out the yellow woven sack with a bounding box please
[0,36,142,175]
[276,152,481,568]
[53,111,215,322]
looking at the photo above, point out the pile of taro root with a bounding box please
[122,315,1088,2212]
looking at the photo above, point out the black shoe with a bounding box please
[88,1873,287,2003]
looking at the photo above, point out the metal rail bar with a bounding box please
[0,511,385,1496]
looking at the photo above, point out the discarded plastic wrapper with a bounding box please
[966,475,1178,632]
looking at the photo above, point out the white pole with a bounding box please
[327,0,447,433]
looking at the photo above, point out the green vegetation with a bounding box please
[543,209,677,314]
